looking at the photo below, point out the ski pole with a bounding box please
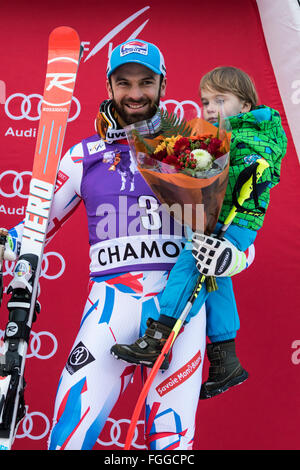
[124,157,269,450]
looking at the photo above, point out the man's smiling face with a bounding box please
[106,63,166,125]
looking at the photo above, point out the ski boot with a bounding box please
[200,340,248,399]
[110,318,172,370]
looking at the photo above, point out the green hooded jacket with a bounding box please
[218,105,287,231]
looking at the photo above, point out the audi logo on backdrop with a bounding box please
[16,407,50,441]
[97,418,146,449]
[27,330,58,360]
[0,170,31,199]
[5,93,81,122]
[15,414,144,445]
[160,99,201,120]
[3,95,199,123]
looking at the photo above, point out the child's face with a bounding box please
[200,87,251,123]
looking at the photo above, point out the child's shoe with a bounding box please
[200,340,248,399]
[110,318,172,370]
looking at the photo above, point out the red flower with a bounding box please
[207,138,222,155]
[173,137,190,155]
[152,149,167,161]
[213,150,224,159]
[199,141,208,150]
[162,154,181,169]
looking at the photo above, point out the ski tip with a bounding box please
[49,26,80,49]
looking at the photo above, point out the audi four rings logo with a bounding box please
[160,99,201,120]
[16,407,50,441]
[3,95,198,123]
[27,330,58,360]
[3,251,66,280]
[97,418,146,449]
[5,93,81,122]
[0,170,32,199]
[14,414,145,445]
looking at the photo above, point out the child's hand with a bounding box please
[191,233,247,277]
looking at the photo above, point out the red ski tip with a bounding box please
[49,26,80,50]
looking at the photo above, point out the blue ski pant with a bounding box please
[159,223,257,342]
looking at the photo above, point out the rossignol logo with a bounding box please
[5,322,19,338]
[44,56,78,108]
[23,178,53,245]
[156,350,202,397]
[42,107,68,112]
[66,341,95,375]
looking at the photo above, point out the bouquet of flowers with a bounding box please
[125,109,231,235]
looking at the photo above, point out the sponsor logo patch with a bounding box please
[156,350,202,397]
[66,341,95,375]
[120,40,148,56]
[54,170,69,193]
[87,140,106,155]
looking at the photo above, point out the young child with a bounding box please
[111,66,287,398]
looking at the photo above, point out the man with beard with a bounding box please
[6,39,206,450]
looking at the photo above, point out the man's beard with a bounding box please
[111,95,161,126]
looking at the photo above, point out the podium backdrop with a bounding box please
[1,0,299,450]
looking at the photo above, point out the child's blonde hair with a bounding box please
[200,66,258,110]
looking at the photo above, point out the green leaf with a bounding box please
[158,108,193,137]
[130,107,193,155]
